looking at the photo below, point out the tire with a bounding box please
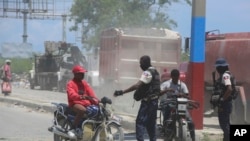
[39,77,45,90]
[176,119,189,141]
[163,120,175,141]
[57,80,64,93]
[54,117,74,141]
[29,78,35,89]
[30,84,34,89]
[93,122,124,141]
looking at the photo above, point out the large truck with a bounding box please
[29,41,88,92]
[98,28,182,115]
[183,30,250,124]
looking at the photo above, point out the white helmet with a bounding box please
[5,59,11,63]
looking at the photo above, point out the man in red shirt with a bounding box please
[67,65,98,131]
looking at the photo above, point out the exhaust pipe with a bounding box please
[48,126,77,140]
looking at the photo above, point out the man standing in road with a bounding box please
[114,55,160,141]
[211,58,233,141]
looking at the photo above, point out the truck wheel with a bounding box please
[40,77,46,90]
[29,79,35,89]
[30,84,34,89]
[57,80,66,93]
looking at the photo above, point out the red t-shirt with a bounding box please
[67,79,98,107]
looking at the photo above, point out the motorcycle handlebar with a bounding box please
[160,98,200,109]
[51,96,112,107]
[83,96,112,105]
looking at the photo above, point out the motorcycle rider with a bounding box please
[66,65,99,137]
[160,69,196,141]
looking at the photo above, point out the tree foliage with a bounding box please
[0,58,32,74]
[69,0,191,49]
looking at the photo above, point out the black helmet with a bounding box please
[214,58,229,67]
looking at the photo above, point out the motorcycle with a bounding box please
[48,96,124,141]
[158,94,199,141]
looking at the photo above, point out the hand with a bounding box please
[114,90,123,97]
[167,88,175,92]
[161,88,174,95]
[80,95,88,100]
[164,88,174,93]
[189,101,200,109]
[177,93,183,97]
[211,95,220,102]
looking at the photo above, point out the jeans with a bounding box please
[136,99,158,141]
[218,101,232,141]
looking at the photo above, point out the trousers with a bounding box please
[136,99,158,141]
[218,101,232,141]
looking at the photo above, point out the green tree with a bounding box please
[69,0,191,49]
[0,58,32,74]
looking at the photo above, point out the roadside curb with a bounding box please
[0,94,223,140]
[0,95,54,113]
[0,95,136,131]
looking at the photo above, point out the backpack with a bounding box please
[133,84,151,101]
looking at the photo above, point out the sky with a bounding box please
[169,0,250,38]
[0,0,250,53]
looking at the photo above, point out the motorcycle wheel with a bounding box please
[93,122,124,141]
[163,121,175,141]
[54,117,74,141]
[175,119,189,141]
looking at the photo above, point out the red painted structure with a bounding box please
[184,31,250,125]
[188,63,204,129]
[204,31,250,124]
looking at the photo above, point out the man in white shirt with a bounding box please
[160,69,195,141]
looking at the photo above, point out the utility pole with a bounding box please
[0,0,71,43]
[22,9,28,43]
[189,0,206,130]
[62,14,67,42]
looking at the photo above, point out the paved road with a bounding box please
[0,87,223,141]
[0,102,53,141]
[0,101,155,141]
